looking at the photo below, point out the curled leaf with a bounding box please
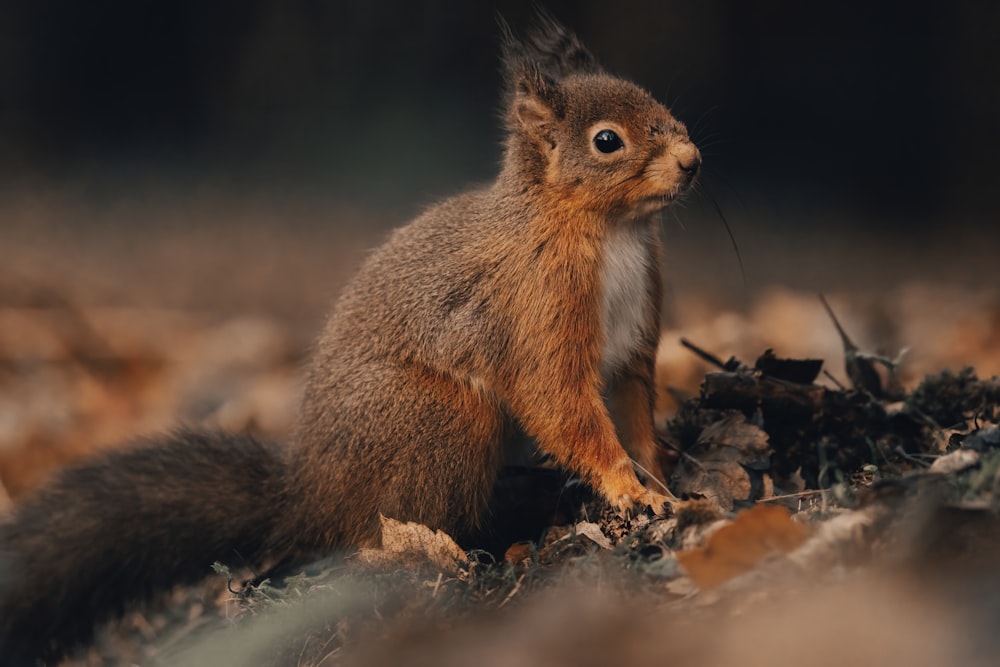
[355,514,468,575]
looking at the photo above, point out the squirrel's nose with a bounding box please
[675,144,702,182]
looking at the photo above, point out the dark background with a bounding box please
[1,0,998,316]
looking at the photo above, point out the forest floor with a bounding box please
[1,195,998,666]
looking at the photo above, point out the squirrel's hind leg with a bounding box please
[291,361,507,548]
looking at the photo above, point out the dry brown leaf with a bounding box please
[503,542,533,565]
[676,504,810,590]
[574,521,613,550]
[928,448,980,474]
[664,576,698,597]
[671,412,772,512]
[354,514,468,575]
[786,505,882,571]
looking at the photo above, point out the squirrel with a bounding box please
[0,14,700,664]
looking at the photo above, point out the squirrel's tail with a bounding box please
[0,430,290,664]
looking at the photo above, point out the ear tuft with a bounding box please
[498,10,601,87]
[523,8,602,79]
[497,11,592,147]
[499,19,564,140]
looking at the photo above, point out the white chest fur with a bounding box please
[599,223,653,379]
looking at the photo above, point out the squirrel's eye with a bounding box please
[593,129,624,154]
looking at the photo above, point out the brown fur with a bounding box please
[0,16,699,663]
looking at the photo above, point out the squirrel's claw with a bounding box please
[607,484,674,518]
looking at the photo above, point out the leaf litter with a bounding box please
[2,281,1000,666]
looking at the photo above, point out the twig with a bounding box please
[681,451,706,471]
[498,573,525,608]
[819,293,854,350]
[679,337,729,370]
[297,636,312,667]
[894,446,931,468]
[823,369,846,390]
[431,571,443,598]
[631,459,680,501]
[756,489,825,503]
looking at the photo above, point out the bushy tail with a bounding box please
[0,430,289,664]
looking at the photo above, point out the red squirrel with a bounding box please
[0,15,700,663]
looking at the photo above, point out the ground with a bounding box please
[0,193,998,666]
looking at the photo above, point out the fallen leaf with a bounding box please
[575,521,613,550]
[355,514,468,575]
[676,504,810,590]
[787,505,882,571]
[754,348,823,384]
[928,448,980,474]
[671,412,772,512]
[504,542,533,565]
[665,576,698,597]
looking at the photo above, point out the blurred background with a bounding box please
[2,0,999,314]
[1,0,999,493]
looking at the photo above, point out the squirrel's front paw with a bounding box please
[634,489,673,516]
[601,465,673,516]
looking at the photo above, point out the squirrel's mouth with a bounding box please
[634,192,678,216]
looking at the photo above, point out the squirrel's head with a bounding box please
[500,14,701,220]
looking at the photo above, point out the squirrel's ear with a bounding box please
[505,62,564,146]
